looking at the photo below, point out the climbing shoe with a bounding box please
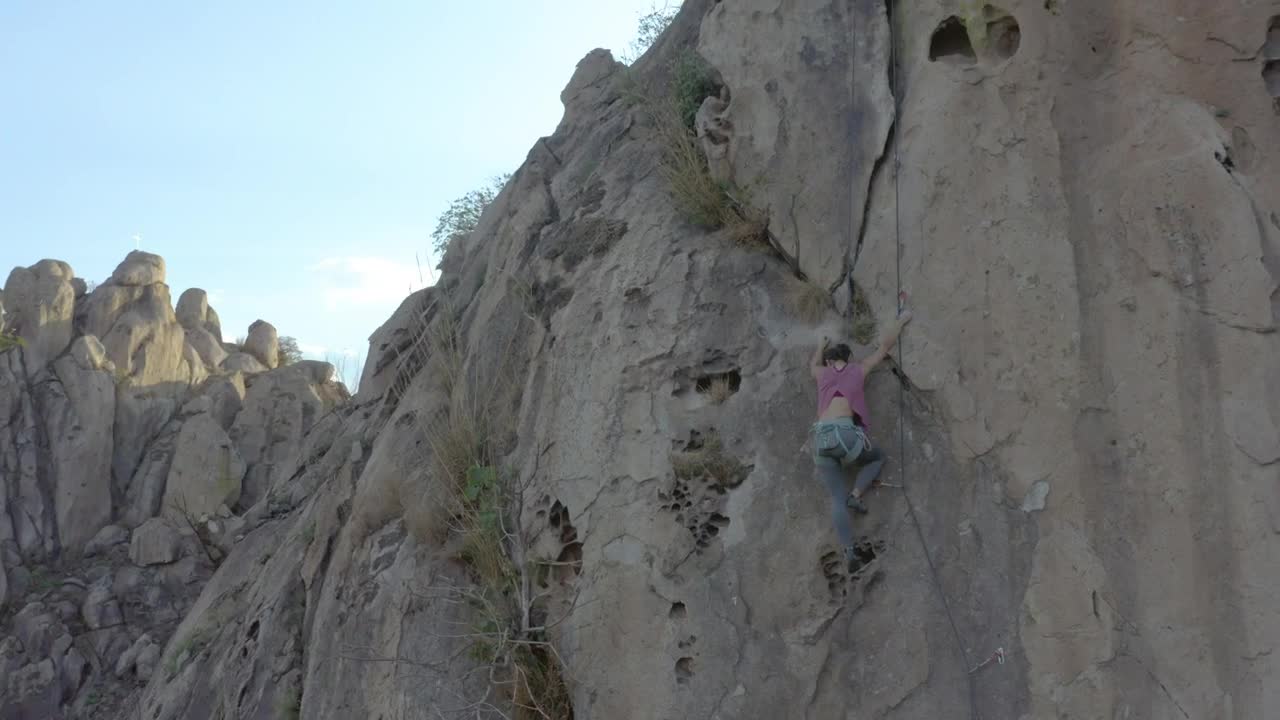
[846,494,868,514]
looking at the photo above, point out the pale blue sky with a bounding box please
[1,1,665,384]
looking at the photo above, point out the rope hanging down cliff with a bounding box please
[881,4,982,718]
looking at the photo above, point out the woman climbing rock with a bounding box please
[809,307,912,571]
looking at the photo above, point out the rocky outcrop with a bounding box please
[7,1,1280,718]
[3,259,76,373]
[242,319,279,370]
[230,361,347,508]
[0,251,338,717]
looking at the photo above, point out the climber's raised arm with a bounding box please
[809,336,829,380]
[860,310,913,375]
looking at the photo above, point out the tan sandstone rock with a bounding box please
[162,412,246,521]
[2,259,76,372]
[243,319,279,370]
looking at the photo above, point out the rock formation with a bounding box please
[4,1,1279,718]
[0,251,346,718]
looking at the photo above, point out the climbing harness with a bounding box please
[810,418,869,464]
[883,5,988,719]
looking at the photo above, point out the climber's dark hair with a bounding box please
[823,343,852,365]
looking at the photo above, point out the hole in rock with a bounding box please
[1264,61,1280,100]
[929,17,976,64]
[1265,16,1280,59]
[675,657,695,684]
[849,538,886,579]
[669,602,687,619]
[555,542,583,582]
[986,12,1021,60]
[694,368,742,399]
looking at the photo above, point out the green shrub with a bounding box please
[431,175,512,254]
[672,52,717,130]
[621,4,679,64]
[0,331,24,353]
[277,335,304,365]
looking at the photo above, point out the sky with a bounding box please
[0,0,668,386]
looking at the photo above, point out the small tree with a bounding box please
[277,336,304,365]
[430,175,511,255]
[622,4,679,64]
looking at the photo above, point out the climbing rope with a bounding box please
[884,4,982,719]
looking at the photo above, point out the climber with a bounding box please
[810,307,912,570]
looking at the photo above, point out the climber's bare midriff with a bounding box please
[819,394,854,421]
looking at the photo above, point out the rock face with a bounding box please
[46,336,116,553]
[7,1,1280,719]
[0,250,334,717]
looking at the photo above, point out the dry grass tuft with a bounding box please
[671,433,751,488]
[512,645,575,720]
[706,377,734,405]
[653,100,738,230]
[850,284,878,346]
[789,281,832,324]
[401,300,573,719]
[726,208,771,247]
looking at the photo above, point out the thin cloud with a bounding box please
[307,255,423,311]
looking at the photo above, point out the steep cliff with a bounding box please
[4,0,1279,718]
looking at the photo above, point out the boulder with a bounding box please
[204,373,246,430]
[204,305,223,342]
[109,250,165,286]
[243,319,279,369]
[2,259,75,372]
[174,288,208,330]
[99,295,187,386]
[115,633,159,680]
[162,412,246,521]
[185,326,227,369]
[176,288,224,341]
[13,602,57,658]
[128,518,181,567]
[221,352,268,375]
[84,525,129,557]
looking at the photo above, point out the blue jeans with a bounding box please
[813,418,886,554]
